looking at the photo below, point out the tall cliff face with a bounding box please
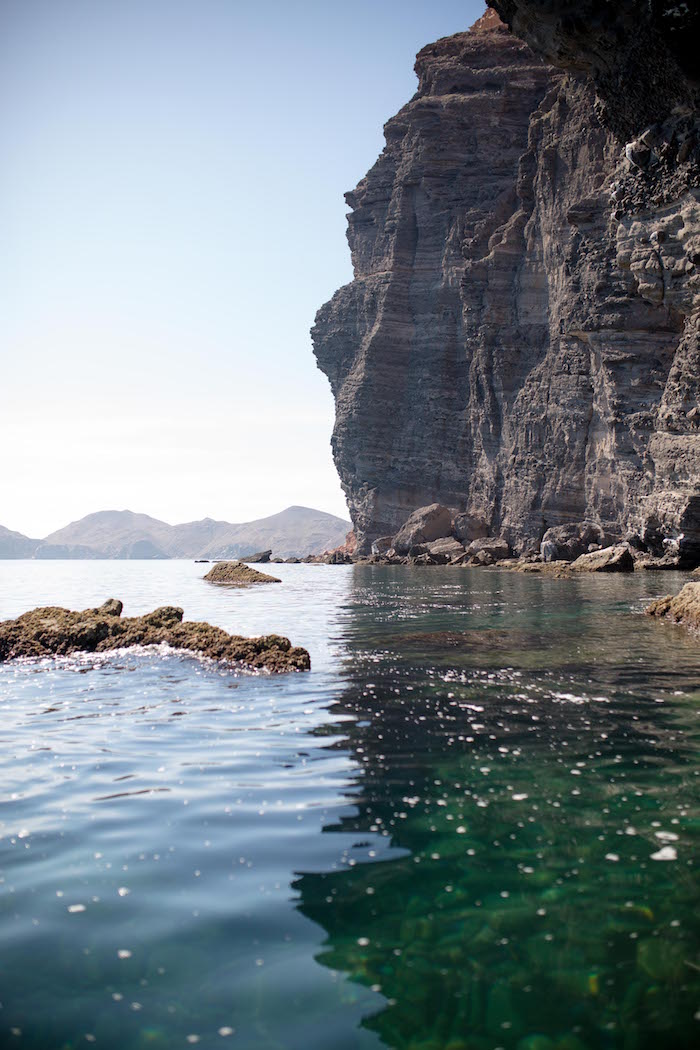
[312,7,700,558]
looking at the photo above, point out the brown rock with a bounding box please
[646,582,700,632]
[391,504,453,554]
[570,545,634,573]
[0,600,310,672]
[638,555,682,570]
[203,562,281,585]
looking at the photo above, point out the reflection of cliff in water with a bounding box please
[293,567,700,1050]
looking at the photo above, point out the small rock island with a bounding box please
[203,561,281,585]
[0,599,310,672]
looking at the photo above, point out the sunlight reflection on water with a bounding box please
[0,562,699,1049]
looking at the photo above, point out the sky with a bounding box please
[1,0,485,538]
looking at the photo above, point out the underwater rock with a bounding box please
[203,561,281,585]
[0,599,310,672]
[636,937,685,982]
[516,1037,555,1050]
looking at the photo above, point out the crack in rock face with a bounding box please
[312,5,699,561]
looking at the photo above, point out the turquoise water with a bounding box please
[0,562,699,1050]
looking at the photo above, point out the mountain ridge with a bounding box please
[0,506,351,560]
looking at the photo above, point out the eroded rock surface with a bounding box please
[392,504,453,554]
[312,6,699,562]
[0,600,310,672]
[646,582,700,633]
[541,521,606,562]
[203,562,281,585]
[570,544,634,573]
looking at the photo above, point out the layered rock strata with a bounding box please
[0,600,310,672]
[312,6,700,560]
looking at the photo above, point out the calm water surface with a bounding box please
[0,561,699,1050]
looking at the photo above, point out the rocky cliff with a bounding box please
[312,5,700,560]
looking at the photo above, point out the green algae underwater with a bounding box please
[0,562,699,1050]
[294,568,700,1050]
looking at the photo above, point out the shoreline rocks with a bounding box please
[392,504,454,555]
[0,600,310,672]
[203,562,281,585]
[646,582,700,633]
[570,545,635,573]
[540,521,606,563]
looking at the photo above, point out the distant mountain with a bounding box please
[1,506,351,559]
[194,505,352,559]
[44,510,174,559]
[0,524,40,559]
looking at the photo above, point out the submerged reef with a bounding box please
[0,600,310,672]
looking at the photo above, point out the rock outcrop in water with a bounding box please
[0,600,310,672]
[312,4,700,562]
[646,582,700,634]
[203,561,281,585]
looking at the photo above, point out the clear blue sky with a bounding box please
[1,0,486,537]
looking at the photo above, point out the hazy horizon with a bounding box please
[4,502,351,542]
[3,0,484,537]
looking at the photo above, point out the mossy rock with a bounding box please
[0,599,309,672]
[203,561,281,585]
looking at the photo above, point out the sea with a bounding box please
[0,560,698,1050]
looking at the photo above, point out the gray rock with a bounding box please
[239,549,272,564]
[427,537,466,559]
[467,537,512,561]
[411,552,448,566]
[322,550,353,564]
[407,544,429,557]
[570,545,635,573]
[452,513,490,544]
[311,8,700,566]
[540,521,606,562]
[371,536,394,556]
[391,504,453,555]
